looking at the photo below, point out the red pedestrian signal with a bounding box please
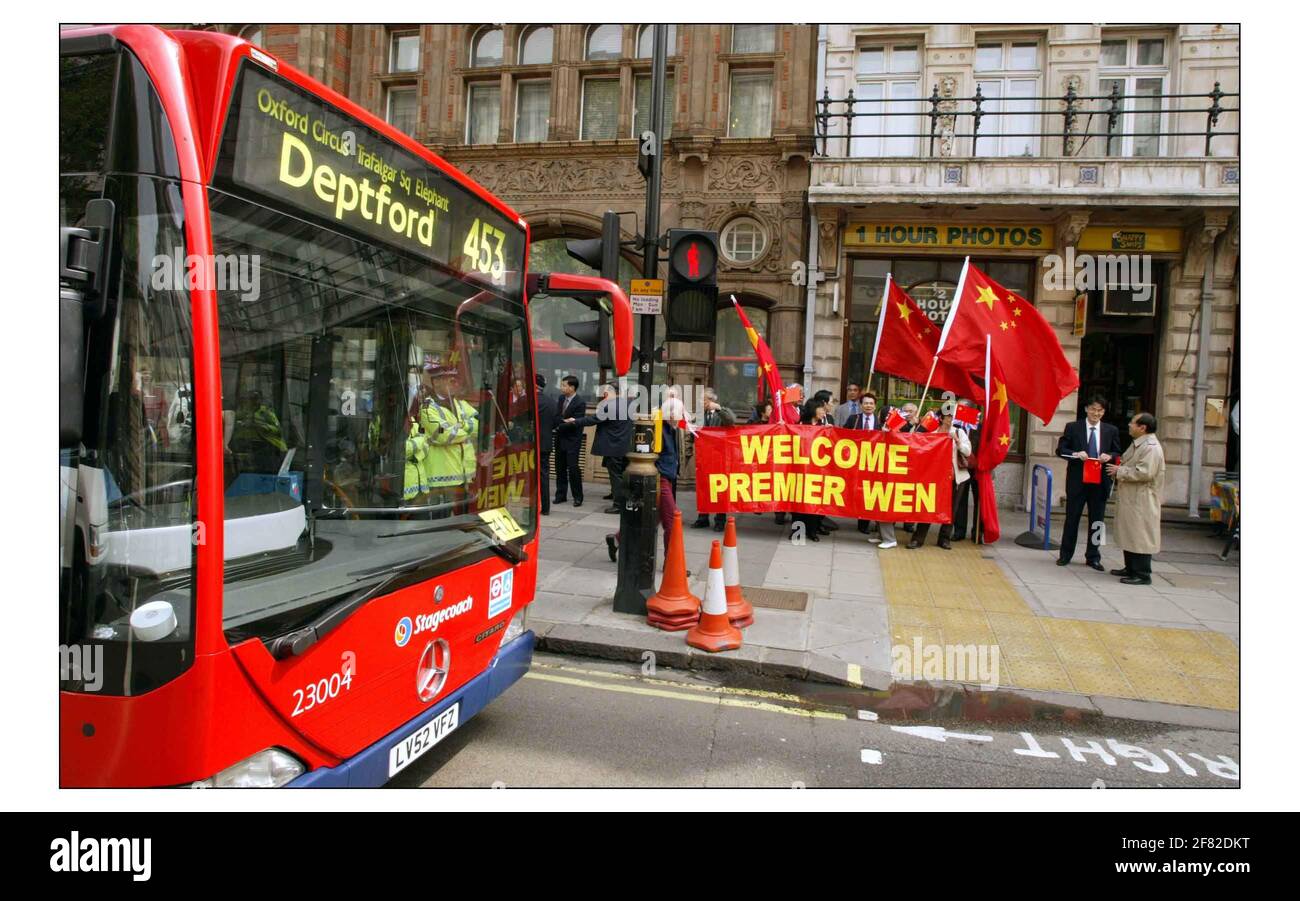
[687,242,699,279]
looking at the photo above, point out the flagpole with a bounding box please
[866,272,891,396]
[936,256,971,356]
[915,356,939,419]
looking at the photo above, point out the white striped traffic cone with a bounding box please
[686,541,743,653]
[722,516,754,628]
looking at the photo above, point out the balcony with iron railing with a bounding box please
[810,83,1240,206]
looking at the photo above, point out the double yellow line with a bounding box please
[525,663,849,721]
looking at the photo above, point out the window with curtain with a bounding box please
[974,39,1042,157]
[518,25,553,65]
[1100,34,1169,158]
[466,82,501,144]
[636,24,676,58]
[728,72,773,138]
[850,44,921,157]
[581,78,619,140]
[386,86,417,136]
[586,24,622,60]
[472,26,503,67]
[713,303,770,417]
[390,32,419,73]
[633,74,674,139]
[515,80,550,142]
[732,24,776,54]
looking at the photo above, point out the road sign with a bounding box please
[630,278,663,315]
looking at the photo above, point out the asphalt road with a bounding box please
[390,652,1240,789]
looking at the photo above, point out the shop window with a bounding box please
[844,257,1033,456]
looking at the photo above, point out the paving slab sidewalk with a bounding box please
[530,482,1240,729]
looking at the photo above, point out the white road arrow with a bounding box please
[891,725,994,744]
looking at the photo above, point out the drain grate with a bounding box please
[742,587,809,611]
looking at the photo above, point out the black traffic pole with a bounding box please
[611,24,668,615]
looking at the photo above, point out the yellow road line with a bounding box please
[532,661,807,703]
[524,672,847,720]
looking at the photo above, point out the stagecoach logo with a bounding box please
[396,597,474,647]
[394,616,413,648]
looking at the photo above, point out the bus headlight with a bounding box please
[499,607,528,648]
[192,748,305,788]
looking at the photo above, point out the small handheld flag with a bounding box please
[918,410,942,432]
[885,408,907,431]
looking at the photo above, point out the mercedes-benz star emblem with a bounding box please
[416,639,451,702]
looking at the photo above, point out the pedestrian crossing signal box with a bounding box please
[666,229,719,342]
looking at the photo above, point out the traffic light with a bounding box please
[563,211,621,370]
[665,228,719,341]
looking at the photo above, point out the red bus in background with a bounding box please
[58,25,631,787]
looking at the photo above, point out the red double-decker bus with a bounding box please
[58,25,632,787]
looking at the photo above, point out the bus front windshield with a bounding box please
[209,190,536,642]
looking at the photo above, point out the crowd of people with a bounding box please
[540,376,1166,587]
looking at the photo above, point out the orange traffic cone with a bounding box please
[686,541,743,653]
[647,510,701,631]
[722,516,754,628]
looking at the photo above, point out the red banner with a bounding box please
[694,424,954,522]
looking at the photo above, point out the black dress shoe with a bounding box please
[691,519,710,529]
[857,522,871,534]
[604,505,621,514]
[712,521,725,532]
[605,534,618,562]
[1055,558,1070,566]
[573,499,583,508]
[554,497,566,505]
[541,508,550,516]
[823,519,840,531]
[1110,568,1131,577]
[938,538,952,550]
[907,539,922,550]
[951,533,966,543]
[818,526,833,536]
[1120,576,1151,585]
[1086,560,1105,572]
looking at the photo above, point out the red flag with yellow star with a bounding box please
[936,260,1079,424]
[731,296,786,423]
[969,336,1012,542]
[872,276,982,399]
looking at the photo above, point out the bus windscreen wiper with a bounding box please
[266,544,469,660]
[376,514,526,566]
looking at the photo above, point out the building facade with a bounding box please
[234,24,817,426]
[808,24,1239,513]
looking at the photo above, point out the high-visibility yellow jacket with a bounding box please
[416,395,479,490]
[232,403,287,453]
[403,421,429,500]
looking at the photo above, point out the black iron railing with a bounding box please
[814,82,1239,158]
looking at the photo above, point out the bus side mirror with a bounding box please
[526,272,634,377]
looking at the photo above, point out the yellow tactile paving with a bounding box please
[880,544,1239,711]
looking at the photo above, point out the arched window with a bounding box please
[713,301,771,417]
[471,26,504,67]
[239,25,263,48]
[585,25,622,61]
[518,26,553,65]
[636,24,676,58]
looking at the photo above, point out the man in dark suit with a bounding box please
[567,383,632,514]
[552,375,587,507]
[535,374,558,515]
[1056,394,1123,570]
[848,391,884,536]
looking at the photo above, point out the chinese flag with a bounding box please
[937,261,1079,424]
[918,410,942,433]
[872,276,983,400]
[732,296,786,423]
[885,408,907,431]
[969,337,1012,542]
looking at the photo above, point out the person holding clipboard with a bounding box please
[1055,395,1123,570]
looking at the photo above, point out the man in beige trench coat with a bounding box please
[1105,412,1166,585]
